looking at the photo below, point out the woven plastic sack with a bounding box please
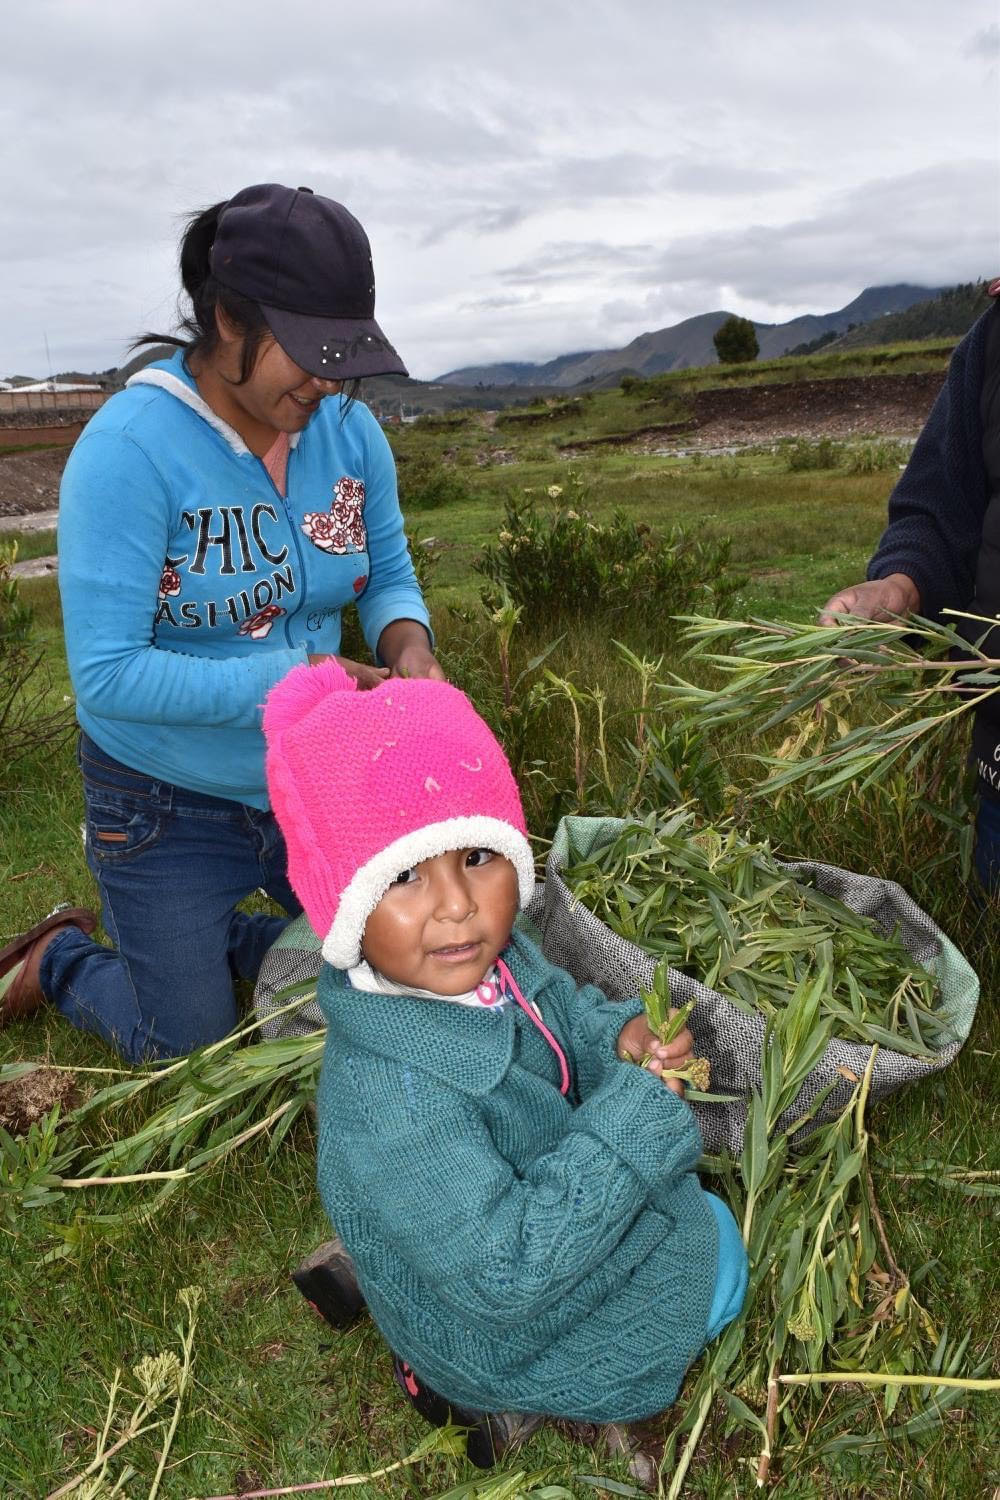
[538,816,979,1153]
[255,916,328,1039]
[253,814,979,1154]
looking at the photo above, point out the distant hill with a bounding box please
[436,284,946,388]
[18,281,985,421]
[115,344,178,383]
[429,350,604,388]
[827,282,993,351]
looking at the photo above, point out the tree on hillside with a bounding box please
[713,315,759,364]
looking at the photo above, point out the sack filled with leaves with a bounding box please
[536,812,978,1154]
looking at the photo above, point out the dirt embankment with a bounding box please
[561,370,944,454]
[687,370,942,446]
[0,449,67,518]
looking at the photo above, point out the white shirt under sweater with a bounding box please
[347,960,541,1015]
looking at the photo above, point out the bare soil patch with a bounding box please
[684,370,941,448]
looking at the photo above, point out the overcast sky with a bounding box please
[3,0,998,380]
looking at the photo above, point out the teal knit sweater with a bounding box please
[315,928,723,1422]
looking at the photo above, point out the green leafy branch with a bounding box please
[661,608,1000,798]
[0,984,323,1246]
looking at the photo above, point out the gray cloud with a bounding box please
[497,242,658,286]
[663,162,792,195]
[2,0,998,378]
[632,162,998,308]
[458,291,543,313]
[420,205,529,248]
[964,23,1000,58]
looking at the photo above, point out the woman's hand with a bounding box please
[389,642,446,680]
[309,653,389,690]
[617,1012,694,1097]
[377,619,447,681]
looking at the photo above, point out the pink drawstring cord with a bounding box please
[496,957,571,1097]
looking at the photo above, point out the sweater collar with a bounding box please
[319,964,514,1095]
[347,958,507,1010]
[319,930,550,1096]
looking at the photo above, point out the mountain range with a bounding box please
[434,284,944,389]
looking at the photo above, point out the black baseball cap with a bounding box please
[210,183,408,379]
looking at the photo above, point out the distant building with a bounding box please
[0,382,108,428]
[13,380,103,394]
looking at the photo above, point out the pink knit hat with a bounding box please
[263,659,535,967]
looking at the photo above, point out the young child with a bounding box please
[263,659,747,1442]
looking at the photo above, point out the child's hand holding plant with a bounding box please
[617,1010,695,1096]
[617,962,712,1096]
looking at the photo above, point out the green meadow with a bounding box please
[2,347,997,1498]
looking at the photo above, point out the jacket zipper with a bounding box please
[256,446,308,650]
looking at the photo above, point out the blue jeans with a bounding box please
[39,733,301,1062]
[975,795,1000,892]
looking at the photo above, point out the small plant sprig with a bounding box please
[638,964,712,1094]
[47,1285,202,1500]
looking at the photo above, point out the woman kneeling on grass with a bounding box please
[0,183,441,1061]
[262,658,748,1466]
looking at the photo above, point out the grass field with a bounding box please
[4,529,58,563]
[1,369,997,1498]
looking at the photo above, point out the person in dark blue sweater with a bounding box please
[821,286,1000,885]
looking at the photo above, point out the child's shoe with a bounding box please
[290,1236,367,1330]
[392,1352,543,1469]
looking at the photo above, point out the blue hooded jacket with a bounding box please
[58,351,429,807]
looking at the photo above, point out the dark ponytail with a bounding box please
[133,200,270,383]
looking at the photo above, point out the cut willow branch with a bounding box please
[59,1099,301,1189]
[563,813,948,1056]
[5,988,325,1236]
[197,1427,466,1499]
[779,1373,1000,1391]
[661,608,1000,799]
[756,1366,781,1489]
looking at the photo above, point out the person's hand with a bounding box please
[388,643,447,681]
[819,574,921,627]
[376,619,448,681]
[617,1013,694,1097]
[309,653,390,690]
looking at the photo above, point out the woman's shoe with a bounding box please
[391,1353,543,1469]
[0,906,97,1025]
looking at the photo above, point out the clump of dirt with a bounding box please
[232,1468,267,1497]
[0,449,68,517]
[0,1064,78,1134]
[222,1274,276,1311]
